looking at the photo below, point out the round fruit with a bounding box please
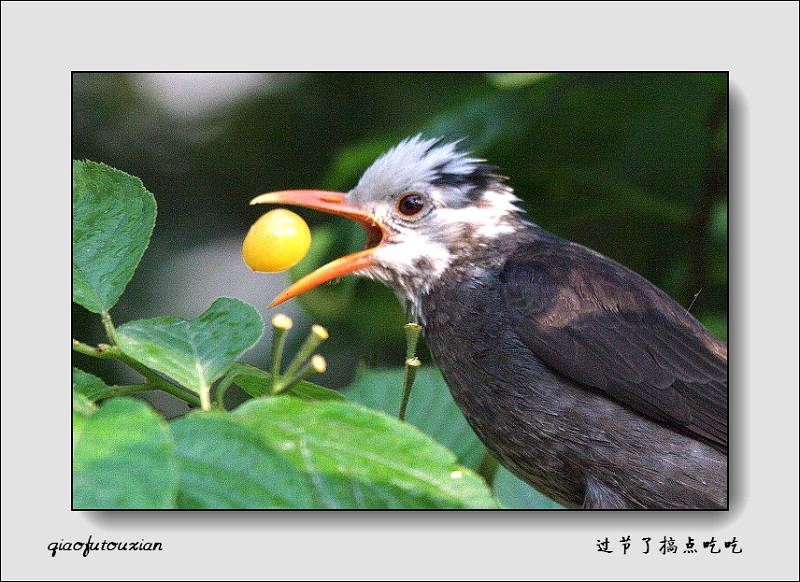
[242,209,311,272]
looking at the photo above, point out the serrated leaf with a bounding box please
[116,298,263,396]
[172,411,430,508]
[343,366,487,470]
[72,160,156,313]
[231,397,498,508]
[73,397,177,509]
[494,467,564,509]
[171,413,312,508]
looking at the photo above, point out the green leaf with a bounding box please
[226,363,272,397]
[343,366,487,470]
[72,160,156,314]
[287,380,346,402]
[72,367,120,402]
[229,363,345,401]
[494,467,564,509]
[171,412,314,508]
[171,404,495,509]
[172,411,425,508]
[210,397,496,508]
[116,298,264,397]
[72,391,95,448]
[73,397,177,509]
[72,388,97,417]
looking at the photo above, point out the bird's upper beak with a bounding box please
[250,190,386,307]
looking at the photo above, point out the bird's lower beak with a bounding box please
[250,190,386,307]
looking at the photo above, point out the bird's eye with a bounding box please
[397,192,425,217]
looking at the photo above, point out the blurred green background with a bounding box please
[72,71,727,403]
[72,72,728,508]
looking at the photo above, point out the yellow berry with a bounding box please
[242,209,311,272]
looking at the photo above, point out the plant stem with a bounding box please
[398,357,421,422]
[398,323,423,421]
[108,384,154,398]
[281,325,328,385]
[199,387,211,411]
[269,314,293,390]
[72,339,108,357]
[404,323,421,360]
[115,350,201,407]
[275,355,326,395]
[214,371,240,409]
[74,341,202,407]
[101,311,118,345]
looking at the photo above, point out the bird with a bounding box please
[250,135,728,509]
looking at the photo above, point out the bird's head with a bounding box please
[251,135,526,319]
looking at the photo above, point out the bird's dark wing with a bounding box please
[500,235,728,452]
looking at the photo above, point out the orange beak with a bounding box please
[250,190,386,307]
